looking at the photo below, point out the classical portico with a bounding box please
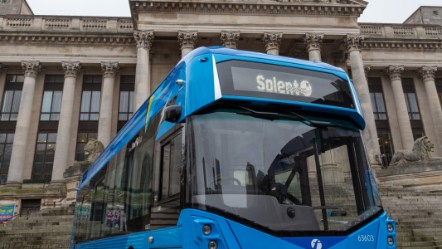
[0,0,397,187]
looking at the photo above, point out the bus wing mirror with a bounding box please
[164,105,182,123]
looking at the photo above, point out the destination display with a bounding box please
[216,60,354,109]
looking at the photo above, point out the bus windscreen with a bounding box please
[216,60,355,109]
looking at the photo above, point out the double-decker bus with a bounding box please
[71,47,396,249]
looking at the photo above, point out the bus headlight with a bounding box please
[208,240,218,249]
[203,224,212,235]
[387,223,394,232]
[387,236,394,246]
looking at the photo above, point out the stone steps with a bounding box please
[380,184,442,249]
[0,207,73,249]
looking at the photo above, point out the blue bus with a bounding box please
[72,47,396,249]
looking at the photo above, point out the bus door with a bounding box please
[151,125,184,229]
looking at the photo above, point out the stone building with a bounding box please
[0,0,441,214]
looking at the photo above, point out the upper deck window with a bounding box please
[216,60,354,109]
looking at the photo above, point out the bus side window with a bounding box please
[151,128,183,229]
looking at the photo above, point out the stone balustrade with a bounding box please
[360,23,442,39]
[0,15,133,33]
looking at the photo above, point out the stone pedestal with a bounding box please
[63,165,83,205]
[378,160,442,191]
[321,163,344,185]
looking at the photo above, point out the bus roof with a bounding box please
[181,46,345,74]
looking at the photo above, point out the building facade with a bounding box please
[0,0,441,213]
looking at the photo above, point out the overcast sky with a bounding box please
[26,0,442,23]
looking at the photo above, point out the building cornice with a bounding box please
[130,0,366,20]
[362,40,442,50]
[0,33,134,45]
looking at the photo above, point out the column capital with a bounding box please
[419,66,438,81]
[385,65,404,81]
[263,32,282,53]
[61,61,81,78]
[304,33,324,52]
[344,34,364,52]
[178,31,198,49]
[101,62,119,78]
[134,30,154,49]
[220,31,240,49]
[21,61,41,78]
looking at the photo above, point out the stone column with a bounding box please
[305,33,324,62]
[51,62,82,183]
[262,33,282,55]
[98,62,119,147]
[344,34,381,166]
[220,31,240,49]
[386,65,414,150]
[7,61,41,184]
[134,30,154,110]
[178,31,197,58]
[419,66,442,154]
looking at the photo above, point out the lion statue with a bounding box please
[83,138,104,164]
[389,136,434,167]
[72,138,104,171]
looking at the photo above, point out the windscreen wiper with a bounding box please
[237,105,345,129]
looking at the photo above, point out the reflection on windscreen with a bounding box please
[190,111,381,233]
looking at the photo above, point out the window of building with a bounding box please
[402,78,425,141]
[403,78,421,120]
[368,77,394,167]
[31,132,57,182]
[0,133,14,184]
[77,75,101,161]
[80,75,101,121]
[118,76,135,121]
[118,75,135,130]
[0,74,24,121]
[377,129,394,167]
[41,75,64,121]
[368,78,388,120]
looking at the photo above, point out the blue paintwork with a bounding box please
[75,209,395,249]
[73,47,394,249]
[178,209,394,249]
[75,227,182,249]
